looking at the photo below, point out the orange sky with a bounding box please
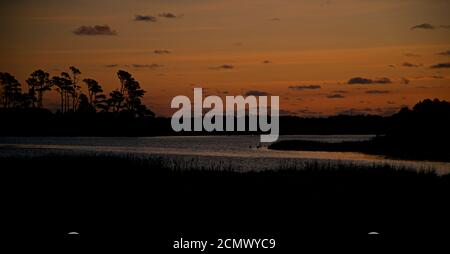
[1,0,449,116]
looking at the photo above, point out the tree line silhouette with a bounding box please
[0,67,153,117]
[270,99,450,161]
[1,68,449,140]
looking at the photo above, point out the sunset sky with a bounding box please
[1,0,449,117]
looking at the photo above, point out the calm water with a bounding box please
[1,135,449,175]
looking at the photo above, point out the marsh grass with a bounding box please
[1,154,449,247]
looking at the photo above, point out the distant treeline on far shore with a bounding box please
[1,68,449,137]
[268,99,450,161]
[0,99,449,137]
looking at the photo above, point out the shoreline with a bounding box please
[268,139,450,163]
[2,144,449,175]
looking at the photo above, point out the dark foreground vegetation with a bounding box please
[270,99,450,162]
[2,155,449,250]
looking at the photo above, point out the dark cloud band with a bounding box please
[430,62,450,69]
[135,15,157,22]
[73,25,117,36]
[348,77,391,85]
[288,85,321,90]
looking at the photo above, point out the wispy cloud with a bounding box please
[131,64,163,69]
[288,85,321,90]
[402,62,421,68]
[337,108,373,116]
[347,77,391,85]
[135,15,157,22]
[437,50,450,56]
[411,23,434,30]
[366,90,390,94]
[154,50,171,55]
[159,12,181,19]
[410,23,450,30]
[104,64,164,69]
[73,25,117,36]
[327,94,345,99]
[337,106,399,116]
[333,90,348,94]
[430,62,450,69]
[404,53,421,57]
[209,64,234,70]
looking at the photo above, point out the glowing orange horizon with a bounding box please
[1,0,449,117]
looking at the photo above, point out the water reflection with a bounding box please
[0,135,449,175]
